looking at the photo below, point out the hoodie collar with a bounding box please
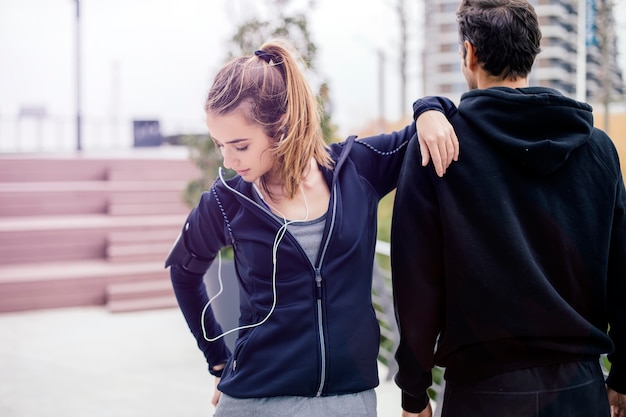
[459,87,593,175]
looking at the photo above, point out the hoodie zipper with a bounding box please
[313,267,326,394]
[313,185,337,396]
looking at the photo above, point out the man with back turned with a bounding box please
[391,0,626,416]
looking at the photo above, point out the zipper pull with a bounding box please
[233,360,237,371]
[315,268,322,299]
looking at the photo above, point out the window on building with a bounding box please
[439,63,456,73]
[440,43,458,53]
[440,22,456,33]
[440,3,457,12]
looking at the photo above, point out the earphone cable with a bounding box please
[201,175,309,342]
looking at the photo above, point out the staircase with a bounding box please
[0,149,200,313]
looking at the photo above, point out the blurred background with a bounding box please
[0,1,625,416]
[1,0,625,150]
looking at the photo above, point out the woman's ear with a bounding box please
[276,114,288,142]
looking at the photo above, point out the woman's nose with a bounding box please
[221,148,236,169]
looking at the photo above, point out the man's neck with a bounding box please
[477,73,529,90]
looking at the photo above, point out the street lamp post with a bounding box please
[74,0,82,151]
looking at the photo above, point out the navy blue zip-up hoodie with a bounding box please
[166,125,414,398]
[392,87,626,412]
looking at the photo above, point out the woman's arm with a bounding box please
[166,192,232,376]
[347,106,458,196]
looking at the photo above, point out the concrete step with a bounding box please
[0,191,108,216]
[0,229,107,264]
[0,181,190,217]
[108,202,189,216]
[0,151,200,313]
[0,214,184,265]
[105,279,177,313]
[106,296,179,313]
[0,152,199,183]
[108,189,190,216]
[107,160,199,182]
[0,157,109,182]
[0,260,168,313]
[106,242,174,263]
[108,191,187,204]
[105,229,179,263]
[107,229,181,243]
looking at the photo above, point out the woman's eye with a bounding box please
[235,146,248,151]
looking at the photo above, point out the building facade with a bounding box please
[421,0,624,105]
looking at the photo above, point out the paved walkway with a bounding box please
[0,306,405,417]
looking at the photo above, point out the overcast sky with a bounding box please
[0,0,625,151]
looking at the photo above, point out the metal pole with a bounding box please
[576,0,587,102]
[378,49,385,131]
[75,0,82,151]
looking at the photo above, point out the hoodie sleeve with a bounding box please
[166,189,232,375]
[413,96,458,120]
[347,97,458,198]
[391,135,445,412]
[606,168,626,394]
[350,122,417,198]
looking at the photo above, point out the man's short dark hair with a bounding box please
[457,0,542,79]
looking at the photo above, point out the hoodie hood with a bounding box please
[459,87,594,176]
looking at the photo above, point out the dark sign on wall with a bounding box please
[133,120,162,147]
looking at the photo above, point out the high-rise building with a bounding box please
[421,0,624,104]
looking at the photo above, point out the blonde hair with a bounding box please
[205,40,332,199]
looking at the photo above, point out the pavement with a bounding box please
[0,306,407,417]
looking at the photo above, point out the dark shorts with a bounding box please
[440,360,609,417]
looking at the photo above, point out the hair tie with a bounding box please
[255,49,279,64]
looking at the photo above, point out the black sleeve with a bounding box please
[391,135,445,413]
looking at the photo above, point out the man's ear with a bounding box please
[464,40,478,71]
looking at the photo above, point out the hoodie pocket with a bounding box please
[231,327,258,372]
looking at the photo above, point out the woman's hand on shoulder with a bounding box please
[415,110,459,177]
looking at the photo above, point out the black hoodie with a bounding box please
[391,87,626,412]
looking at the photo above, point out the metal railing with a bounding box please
[0,115,205,153]
[373,240,446,407]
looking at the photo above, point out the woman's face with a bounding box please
[206,109,276,183]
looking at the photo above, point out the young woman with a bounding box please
[165,40,458,417]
